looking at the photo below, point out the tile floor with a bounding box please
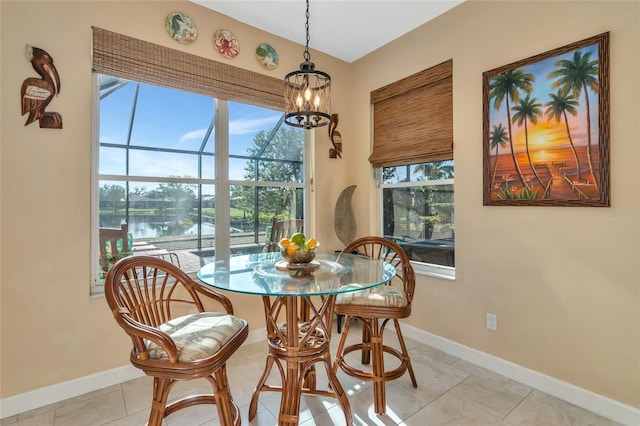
[1,322,622,426]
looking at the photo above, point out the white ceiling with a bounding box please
[190,1,464,63]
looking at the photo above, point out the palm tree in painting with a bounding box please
[489,123,508,187]
[414,161,454,180]
[489,68,535,191]
[545,90,582,181]
[547,50,599,190]
[512,94,545,190]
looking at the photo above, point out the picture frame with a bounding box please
[482,32,609,206]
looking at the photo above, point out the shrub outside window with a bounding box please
[380,160,454,278]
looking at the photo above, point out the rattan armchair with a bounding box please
[104,256,248,426]
[332,236,418,414]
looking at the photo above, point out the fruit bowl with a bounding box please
[278,233,319,264]
[279,245,318,264]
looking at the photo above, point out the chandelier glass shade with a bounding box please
[284,0,331,129]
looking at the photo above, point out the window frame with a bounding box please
[90,74,310,294]
[377,166,455,280]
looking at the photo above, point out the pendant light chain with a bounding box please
[303,0,311,62]
[283,0,331,129]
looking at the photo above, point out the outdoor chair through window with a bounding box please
[264,217,304,252]
[98,223,131,275]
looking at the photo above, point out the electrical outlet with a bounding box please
[486,313,497,331]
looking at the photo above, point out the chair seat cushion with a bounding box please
[146,312,245,362]
[336,283,408,307]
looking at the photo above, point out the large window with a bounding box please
[93,75,305,291]
[380,161,454,276]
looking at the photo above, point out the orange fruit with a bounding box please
[279,238,291,247]
[306,238,317,249]
[287,243,299,256]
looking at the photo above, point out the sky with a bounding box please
[98,77,284,183]
[487,43,600,156]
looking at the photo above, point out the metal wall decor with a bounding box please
[21,45,62,129]
[483,32,609,206]
[329,113,342,158]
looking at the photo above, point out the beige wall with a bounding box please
[1,0,638,413]
[0,0,351,398]
[348,0,639,408]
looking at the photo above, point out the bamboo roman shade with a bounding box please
[369,59,453,168]
[91,27,285,110]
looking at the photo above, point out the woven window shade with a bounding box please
[92,27,284,110]
[369,60,453,168]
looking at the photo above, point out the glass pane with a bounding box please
[128,149,200,178]
[101,180,213,250]
[99,76,136,146]
[99,146,126,175]
[383,160,454,184]
[98,180,127,227]
[228,102,283,156]
[383,183,454,266]
[229,102,303,182]
[230,185,304,254]
[129,83,215,151]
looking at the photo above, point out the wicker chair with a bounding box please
[332,236,417,414]
[104,256,248,426]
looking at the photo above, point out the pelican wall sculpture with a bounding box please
[21,45,63,129]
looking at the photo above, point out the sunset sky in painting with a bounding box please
[489,43,599,155]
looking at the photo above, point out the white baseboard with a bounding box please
[0,328,267,420]
[0,364,145,419]
[2,325,638,425]
[399,323,640,426]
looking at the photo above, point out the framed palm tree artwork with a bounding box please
[482,32,610,206]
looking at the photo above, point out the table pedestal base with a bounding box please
[248,295,352,426]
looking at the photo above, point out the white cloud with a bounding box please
[179,128,209,144]
[230,115,280,135]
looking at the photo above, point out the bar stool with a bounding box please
[332,236,417,414]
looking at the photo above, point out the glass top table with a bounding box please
[197,251,396,296]
[197,251,396,426]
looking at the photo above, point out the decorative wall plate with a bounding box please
[213,29,240,58]
[256,43,279,69]
[165,12,197,44]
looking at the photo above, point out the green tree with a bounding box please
[548,50,599,189]
[100,184,125,215]
[147,180,196,222]
[238,124,304,223]
[489,68,535,191]
[512,94,545,189]
[414,161,454,180]
[489,123,508,187]
[157,181,196,221]
[545,90,582,180]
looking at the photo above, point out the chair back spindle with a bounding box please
[104,255,248,426]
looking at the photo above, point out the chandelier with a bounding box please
[284,0,331,129]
